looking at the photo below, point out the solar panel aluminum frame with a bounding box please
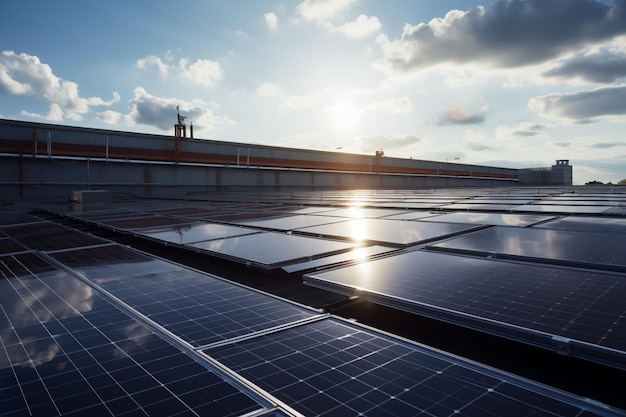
[303,259,626,371]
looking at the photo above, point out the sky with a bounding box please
[2,0,626,185]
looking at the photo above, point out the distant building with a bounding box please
[519,160,573,186]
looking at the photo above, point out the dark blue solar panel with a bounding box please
[0,252,266,417]
[419,212,554,226]
[206,317,616,416]
[188,231,357,269]
[49,245,320,347]
[135,222,260,245]
[297,218,481,246]
[429,226,626,272]
[1,221,109,252]
[535,216,626,233]
[0,237,27,255]
[304,250,626,368]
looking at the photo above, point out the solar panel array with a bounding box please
[3,192,625,415]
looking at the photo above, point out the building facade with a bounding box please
[519,160,573,186]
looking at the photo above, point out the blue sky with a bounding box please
[2,0,626,184]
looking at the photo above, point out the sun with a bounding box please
[326,103,361,131]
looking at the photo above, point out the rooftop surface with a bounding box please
[2,186,626,416]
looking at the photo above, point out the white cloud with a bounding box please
[137,53,223,88]
[296,0,357,23]
[0,50,119,121]
[21,103,64,121]
[178,58,223,88]
[136,55,169,77]
[265,12,279,31]
[124,87,234,132]
[331,14,381,38]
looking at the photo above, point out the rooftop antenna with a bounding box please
[175,105,187,138]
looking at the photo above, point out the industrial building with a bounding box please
[2,118,623,417]
[519,160,573,186]
[0,118,539,201]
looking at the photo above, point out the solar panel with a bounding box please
[535,216,626,233]
[0,252,270,416]
[188,231,358,269]
[419,212,555,227]
[134,222,261,245]
[429,226,626,272]
[0,211,41,225]
[381,211,438,220]
[1,221,110,252]
[48,244,321,348]
[303,250,626,369]
[0,237,28,255]
[205,317,619,416]
[237,214,346,230]
[438,203,518,211]
[281,245,397,274]
[316,207,407,218]
[511,204,610,214]
[297,218,483,246]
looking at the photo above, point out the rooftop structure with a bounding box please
[519,160,573,186]
[1,186,626,416]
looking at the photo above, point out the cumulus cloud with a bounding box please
[265,12,279,31]
[178,58,223,88]
[124,87,234,132]
[496,122,547,138]
[354,134,421,153]
[0,50,119,121]
[543,52,626,83]
[331,14,381,38]
[375,0,626,74]
[136,53,223,88]
[529,85,626,121]
[297,0,357,22]
[367,96,413,114]
[296,0,379,38]
[136,55,169,77]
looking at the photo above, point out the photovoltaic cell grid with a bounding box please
[1,221,110,253]
[48,244,321,348]
[429,226,626,272]
[0,252,266,417]
[13,201,612,415]
[304,250,626,368]
[205,317,616,417]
